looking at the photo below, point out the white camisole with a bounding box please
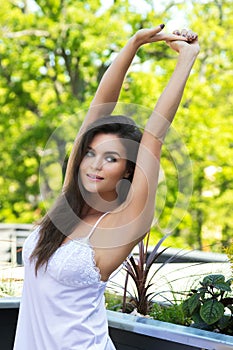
[13,212,116,350]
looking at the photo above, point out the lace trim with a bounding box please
[23,228,107,287]
[47,238,106,287]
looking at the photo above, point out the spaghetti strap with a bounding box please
[86,212,109,240]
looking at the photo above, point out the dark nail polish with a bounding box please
[160,24,165,29]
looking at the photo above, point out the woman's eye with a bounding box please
[105,156,117,163]
[86,150,95,157]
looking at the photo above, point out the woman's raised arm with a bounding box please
[65,25,188,189]
[126,31,200,233]
[82,30,200,278]
[80,25,189,132]
[147,32,200,138]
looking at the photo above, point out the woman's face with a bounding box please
[79,133,129,202]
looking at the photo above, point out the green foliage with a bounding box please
[105,291,123,312]
[182,274,233,335]
[150,302,191,326]
[0,0,172,223]
[1,0,233,254]
[0,276,22,297]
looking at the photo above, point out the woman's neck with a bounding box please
[82,192,121,217]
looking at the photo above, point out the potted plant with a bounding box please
[107,232,233,350]
[121,232,174,315]
[1,234,233,350]
[182,274,233,335]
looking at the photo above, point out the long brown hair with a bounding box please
[31,115,142,273]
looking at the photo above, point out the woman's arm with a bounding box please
[102,32,200,247]
[128,33,200,229]
[146,35,200,138]
[93,31,200,280]
[80,25,189,132]
[64,26,187,189]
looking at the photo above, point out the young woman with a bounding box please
[14,25,199,350]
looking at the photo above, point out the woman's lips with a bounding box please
[87,174,104,181]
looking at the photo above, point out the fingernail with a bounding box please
[160,24,165,29]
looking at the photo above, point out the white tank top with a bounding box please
[13,212,116,350]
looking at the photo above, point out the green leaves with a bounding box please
[202,274,232,292]
[184,293,201,315]
[1,0,233,256]
[200,299,224,325]
[182,274,233,334]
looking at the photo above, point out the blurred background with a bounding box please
[0,0,233,255]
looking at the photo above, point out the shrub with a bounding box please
[105,291,123,312]
[182,274,233,335]
[150,302,191,326]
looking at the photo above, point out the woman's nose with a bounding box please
[91,156,103,170]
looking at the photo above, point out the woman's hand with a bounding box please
[166,29,200,56]
[133,24,190,47]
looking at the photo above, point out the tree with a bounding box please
[0,0,171,222]
[1,0,233,253]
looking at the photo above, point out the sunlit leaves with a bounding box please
[0,0,233,253]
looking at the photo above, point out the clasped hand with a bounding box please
[134,24,199,55]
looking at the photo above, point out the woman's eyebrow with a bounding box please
[104,151,121,157]
[88,145,121,157]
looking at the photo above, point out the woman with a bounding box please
[14,25,199,349]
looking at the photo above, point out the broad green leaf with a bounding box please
[188,293,201,314]
[202,275,225,286]
[200,300,224,325]
[214,283,232,292]
[217,315,231,331]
